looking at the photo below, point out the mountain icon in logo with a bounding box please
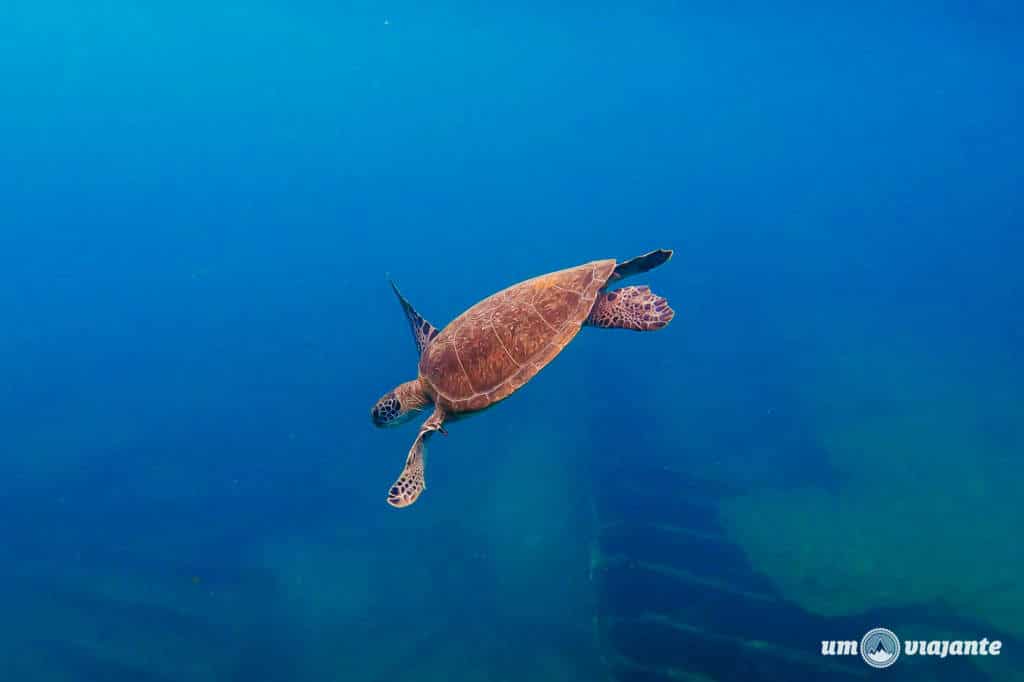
[861,628,901,668]
[868,639,890,662]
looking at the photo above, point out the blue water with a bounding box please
[2,2,1021,680]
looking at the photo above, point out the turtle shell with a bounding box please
[419,259,616,413]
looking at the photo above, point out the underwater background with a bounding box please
[1,1,1022,680]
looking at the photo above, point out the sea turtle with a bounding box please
[371,249,676,508]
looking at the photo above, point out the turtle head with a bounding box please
[371,379,430,428]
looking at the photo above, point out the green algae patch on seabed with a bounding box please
[718,341,1024,649]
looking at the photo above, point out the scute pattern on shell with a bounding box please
[420,259,616,413]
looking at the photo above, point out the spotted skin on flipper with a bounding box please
[586,285,674,331]
[390,279,439,357]
[387,434,426,508]
[386,405,445,508]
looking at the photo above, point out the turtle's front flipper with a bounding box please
[387,406,446,508]
[585,285,674,331]
[390,279,439,357]
[387,433,429,508]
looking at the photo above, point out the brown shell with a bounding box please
[419,259,616,413]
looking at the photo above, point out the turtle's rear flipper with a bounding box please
[610,249,673,282]
[586,285,674,331]
[387,407,445,508]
